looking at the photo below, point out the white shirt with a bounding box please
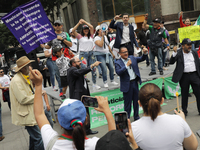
[77,34,94,52]
[131,114,191,150]
[0,75,10,88]
[121,24,130,44]
[172,51,196,72]
[70,37,78,52]
[43,43,52,58]
[41,124,99,150]
[94,36,109,53]
[121,58,136,80]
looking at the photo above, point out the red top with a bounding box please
[179,16,191,28]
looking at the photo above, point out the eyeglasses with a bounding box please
[54,24,61,27]
[120,51,128,54]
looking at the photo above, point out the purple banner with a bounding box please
[1,0,57,53]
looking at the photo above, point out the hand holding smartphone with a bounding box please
[81,95,98,108]
[114,111,129,136]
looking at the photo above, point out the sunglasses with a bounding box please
[54,24,61,27]
[120,51,128,54]
[0,71,4,73]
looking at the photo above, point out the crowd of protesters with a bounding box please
[0,10,200,150]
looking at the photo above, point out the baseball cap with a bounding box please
[153,18,161,23]
[57,99,86,130]
[52,47,62,54]
[182,38,192,45]
[54,20,63,25]
[69,28,77,33]
[95,25,101,31]
[95,130,132,150]
[82,25,89,29]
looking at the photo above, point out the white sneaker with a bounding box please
[93,84,101,90]
[104,83,108,88]
[111,81,118,85]
[53,86,58,91]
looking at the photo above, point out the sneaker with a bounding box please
[149,72,156,76]
[160,71,164,75]
[85,78,90,82]
[99,74,102,78]
[0,136,5,141]
[163,67,168,70]
[111,81,118,86]
[104,83,108,88]
[60,95,66,100]
[93,84,101,90]
[53,86,58,91]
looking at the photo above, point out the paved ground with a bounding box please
[1,52,200,149]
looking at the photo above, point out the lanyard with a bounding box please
[60,134,88,141]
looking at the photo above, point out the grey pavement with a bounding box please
[1,52,200,149]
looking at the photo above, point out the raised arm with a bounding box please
[109,14,121,29]
[95,96,115,131]
[29,67,49,129]
[72,20,81,38]
[81,19,94,35]
[179,11,185,27]
[143,13,149,30]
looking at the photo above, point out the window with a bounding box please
[71,1,79,26]
[101,0,145,20]
[181,0,194,11]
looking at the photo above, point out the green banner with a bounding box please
[164,76,193,99]
[90,78,164,129]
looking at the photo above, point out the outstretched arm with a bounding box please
[143,13,149,30]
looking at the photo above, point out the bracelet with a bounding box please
[166,44,170,46]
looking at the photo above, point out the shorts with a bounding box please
[60,76,68,87]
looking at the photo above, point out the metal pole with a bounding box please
[112,0,116,16]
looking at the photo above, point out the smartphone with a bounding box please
[81,95,98,108]
[114,111,129,135]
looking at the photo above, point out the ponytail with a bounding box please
[72,124,85,150]
[148,98,161,121]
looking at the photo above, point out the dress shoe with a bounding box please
[160,71,164,75]
[86,130,98,135]
[149,72,156,76]
[0,136,5,141]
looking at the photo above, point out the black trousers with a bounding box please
[120,42,134,55]
[179,72,200,113]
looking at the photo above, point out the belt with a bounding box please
[120,42,131,47]
[130,78,136,82]
[183,71,196,74]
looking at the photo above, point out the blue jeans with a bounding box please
[149,48,163,72]
[96,54,114,82]
[79,51,97,84]
[0,108,2,137]
[25,125,44,150]
[46,58,62,93]
[45,109,54,128]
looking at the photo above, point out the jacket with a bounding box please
[10,72,36,126]
[109,19,138,49]
[169,49,200,83]
[115,55,147,93]
[67,66,91,100]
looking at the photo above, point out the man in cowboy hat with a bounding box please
[9,56,44,150]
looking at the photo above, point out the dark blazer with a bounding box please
[169,48,200,83]
[67,66,91,100]
[115,55,147,93]
[109,19,138,49]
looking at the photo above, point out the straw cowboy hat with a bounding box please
[15,56,35,72]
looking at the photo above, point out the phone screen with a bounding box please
[81,96,98,108]
[114,112,129,135]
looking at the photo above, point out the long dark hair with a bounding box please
[139,83,162,121]
[81,28,91,39]
[94,29,100,37]
[65,125,85,150]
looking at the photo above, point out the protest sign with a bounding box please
[164,76,193,99]
[89,78,165,129]
[178,25,200,43]
[1,0,57,53]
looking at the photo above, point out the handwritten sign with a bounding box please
[178,25,200,43]
[1,0,57,53]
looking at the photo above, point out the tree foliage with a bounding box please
[0,0,72,49]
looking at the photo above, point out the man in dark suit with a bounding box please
[115,47,148,120]
[170,38,200,116]
[67,57,100,135]
[109,13,139,55]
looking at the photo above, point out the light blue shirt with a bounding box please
[121,58,136,80]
